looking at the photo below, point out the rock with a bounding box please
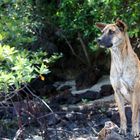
[62,112,85,122]
[104,131,124,140]
[100,85,114,97]
[25,135,43,140]
[46,113,61,126]
[90,76,110,92]
[30,72,66,97]
[98,121,134,140]
[70,137,98,140]
[75,91,101,100]
[59,85,72,91]
[55,80,76,91]
[106,107,120,126]
[53,90,101,105]
[76,67,102,90]
[37,84,57,97]
[67,95,81,104]
[94,114,111,129]
[49,91,81,105]
[98,121,121,140]
[107,105,132,130]
[72,75,110,95]
[0,109,4,119]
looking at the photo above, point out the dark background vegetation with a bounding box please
[0,0,140,139]
[35,0,140,73]
[1,0,140,80]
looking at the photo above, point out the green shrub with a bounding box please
[1,0,140,94]
[57,0,140,44]
[0,0,42,47]
[31,0,139,69]
[0,44,49,93]
[0,0,64,94]
[37,0,140,52]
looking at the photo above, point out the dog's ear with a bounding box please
[96,23,106,30]
[116,19,127,32]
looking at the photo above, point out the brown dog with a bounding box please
[96,20,140,138]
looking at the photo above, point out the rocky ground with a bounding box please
[0,75,136,140]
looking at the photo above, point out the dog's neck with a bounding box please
[110,32,133,61]
[110,32,135,74]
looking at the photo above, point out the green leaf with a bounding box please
[0,34,3,40]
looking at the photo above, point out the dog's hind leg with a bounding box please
[114,92,127,135]
[131,93,139,138]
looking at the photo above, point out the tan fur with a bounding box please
[96,20,140,138]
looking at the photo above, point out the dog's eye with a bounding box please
[109,29,114,34]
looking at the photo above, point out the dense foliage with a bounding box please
[0,45,49,93]
[60,1,140,38]
[0,0,42,47]
[0,0,49,93]
[35,0,140,66]
[0,0,140,93]
[57,0,140,37]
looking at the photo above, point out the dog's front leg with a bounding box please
[114,92,127,135]
[131,93,139,138]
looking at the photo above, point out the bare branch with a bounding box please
[77,32,91,66]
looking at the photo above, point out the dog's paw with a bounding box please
[131,129,139,138]
[119,123,127,136]
[119,128,126,136]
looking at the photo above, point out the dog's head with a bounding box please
[96,19,127,48]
